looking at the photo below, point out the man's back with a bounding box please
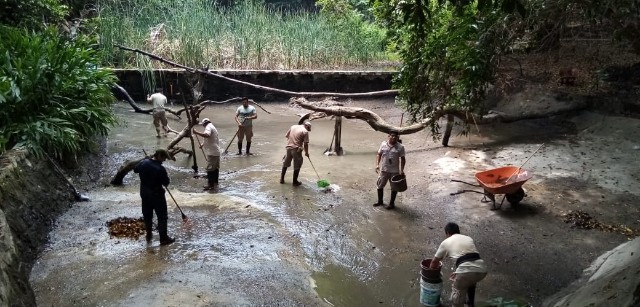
[285,125,308,149]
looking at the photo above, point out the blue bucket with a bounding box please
[420,278,442,307]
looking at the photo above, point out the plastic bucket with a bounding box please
[390,174,407,192]
[420,278,443,306]
[420,259,442,282]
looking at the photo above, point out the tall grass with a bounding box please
[96,0,391,70]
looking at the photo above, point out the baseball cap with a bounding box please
[303,121,312,127]
[154,149,175,161]
[200,118,210,125]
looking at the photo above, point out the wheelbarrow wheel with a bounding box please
[506,188,525,206]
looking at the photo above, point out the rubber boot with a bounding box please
[373,189,384,207]
[292,169,302,186]
[158,220,174,245]
[246,142,252,155]
[280,167,287,184]
[386,190,398,209]
[212,169,219,191]
[145,225,153,242]
[212,169,219,185]
[467,285,476,307]
[236,142,243,155]
[204,171,215,190]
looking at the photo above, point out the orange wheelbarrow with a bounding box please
[452,166,533,210]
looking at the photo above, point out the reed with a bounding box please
[96,0,391,70]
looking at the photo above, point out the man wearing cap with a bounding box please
[192,118,221,191]
[133,149,175,245]
[235,97,258,155]
[374,131,405,209]
[147,89,170,138]
[280,121,311,186]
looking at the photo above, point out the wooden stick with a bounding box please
[505,143,545,183]
[223,129,240,154]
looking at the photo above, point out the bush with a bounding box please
[0,26,117,158]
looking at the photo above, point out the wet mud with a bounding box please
[30,99,640,306]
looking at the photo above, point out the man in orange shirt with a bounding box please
[280,121,311,186]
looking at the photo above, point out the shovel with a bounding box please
[164,185,189,223]
[194,134,208,162]
[223,129,240,154]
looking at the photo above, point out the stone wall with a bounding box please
[112,69,395,102]
[0,151,75,306]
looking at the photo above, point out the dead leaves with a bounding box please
[562,210,639,238]
[106,217,146,240]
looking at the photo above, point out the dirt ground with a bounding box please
[29,94,640,306]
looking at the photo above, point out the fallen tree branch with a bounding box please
[113,84,182,119]
[292,97,588,135]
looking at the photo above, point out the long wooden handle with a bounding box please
[223,129,240,153]
[505,143,544,183]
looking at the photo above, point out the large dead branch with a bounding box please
[113,84,182,119]
[291,97,588,135]
[114,44,398,98]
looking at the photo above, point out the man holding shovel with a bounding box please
[374,131,405,209]
[192,118,221,191]
[280,121,311,186]
[235,97,258,155]
[133,149,175,245]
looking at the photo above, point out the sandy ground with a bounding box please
[29,97,640,306]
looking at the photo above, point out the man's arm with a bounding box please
[191,127,206,138]
[400,156,406,175]
[430,256,442,269]
[303,142,309,157]
[375,152,382,173]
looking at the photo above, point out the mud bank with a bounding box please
[0,151,76,306]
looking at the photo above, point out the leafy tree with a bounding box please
[0,26,118,158]
[371,0,526,138]
[0,0,68,31]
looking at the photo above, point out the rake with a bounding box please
[164,185,189,223]
[307,156,330,188]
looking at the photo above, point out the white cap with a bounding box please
[303,121,312,127]
[200,118,210,125]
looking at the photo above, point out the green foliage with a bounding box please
[0,0,68,31]
[372,0,525,138]
[0,26,117,158]
[96,0,389,69]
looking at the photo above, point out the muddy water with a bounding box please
[30,100,640,306]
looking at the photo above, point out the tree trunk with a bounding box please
[442,114,455,147]
[110,158,144,186]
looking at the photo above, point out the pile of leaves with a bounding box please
[106,217,146,240]
[562,210,638,238]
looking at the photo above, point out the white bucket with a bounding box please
[420,278,442,307]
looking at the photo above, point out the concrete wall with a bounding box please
[0,151,75,306]
[112,69,395,102]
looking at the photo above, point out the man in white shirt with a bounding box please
[192,118,221,192]
[147,89,170,138]
[430,222,487,307]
